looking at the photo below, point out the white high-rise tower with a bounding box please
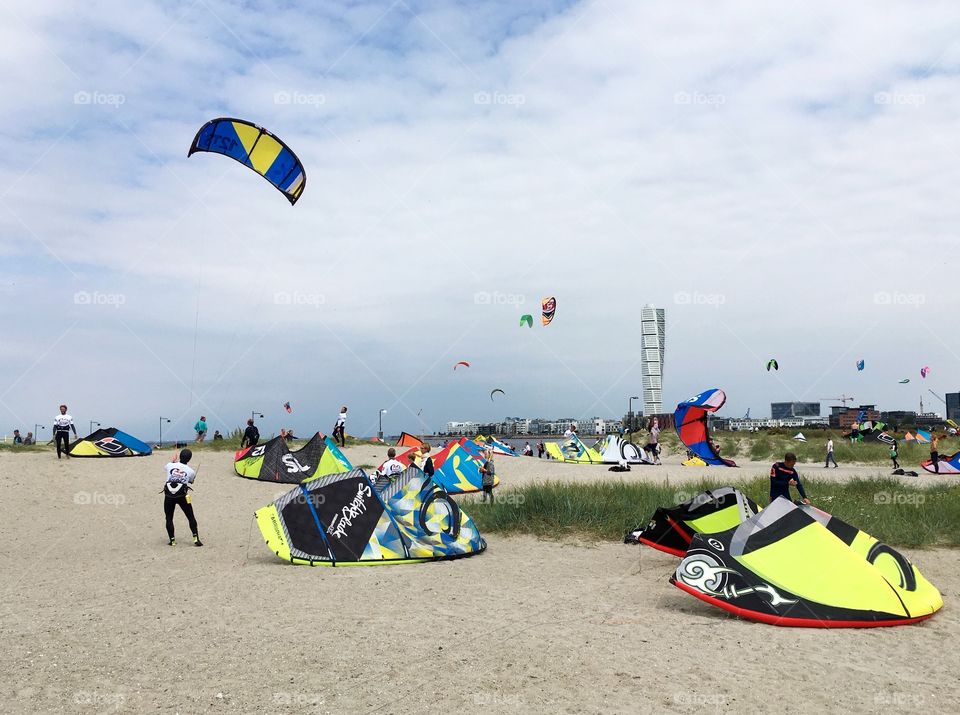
[640,304,665,416]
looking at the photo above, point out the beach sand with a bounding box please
[1,448,957,714]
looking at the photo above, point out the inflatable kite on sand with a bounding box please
[674,389,737,467]
[255,466,486,566]
[234,434,351,483]
[67,428,152,457]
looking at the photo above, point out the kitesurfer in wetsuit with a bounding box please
[163,448,202,546]
[53,404,77,459]
[769,452,810,505]
[241,418,259,449]
[332,406,347,447]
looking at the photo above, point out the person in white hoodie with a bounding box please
[163,449,202,547]
[53,404,77,459]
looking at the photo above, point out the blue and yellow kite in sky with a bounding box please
[189,118,306,205]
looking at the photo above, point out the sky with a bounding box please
[1,0,959,441]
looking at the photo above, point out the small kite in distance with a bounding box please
[490,388,505,402]
[766,359,779,371]
[921,366,930,378]
[856,360,864,371]
[520,314,533,328]
[454,361,470,370]
[899,379,910,384]
[541,296,556,326]
[283,402,292,413]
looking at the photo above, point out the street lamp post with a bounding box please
[251,411,264,423]
[159,417,171,447]
[34,424,45,444]
[628,396,640,432]
[378,409,387,440]
[89,420,100,434]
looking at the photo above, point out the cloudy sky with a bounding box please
[1,0,958,441]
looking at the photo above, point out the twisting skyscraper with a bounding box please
[640,304,665,416]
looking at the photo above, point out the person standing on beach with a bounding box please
[537,441,545,459]
[645,422,661,465]
[241,418,259,449]
[890,441,900,470]
[163,448,202,547]
[53,404,77,459]
[930,434,940,473]
[480,449,496,502]
[824,437,838,468]
[332,406,347,448]
[770,453,810,505]
[421,444,435,479]
[194,416,207,443]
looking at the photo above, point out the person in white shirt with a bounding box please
[163,448,202,546]
[825,438,838,468]
[332,406,347,447]
[377,448,406,480]
[53,404,77,459]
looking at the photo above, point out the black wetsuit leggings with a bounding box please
[164,497,198,539]
[333,424,345,447]
[55,430,71,458]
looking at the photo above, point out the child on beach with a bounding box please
[890,441,900,470]
[480,450,496,502]
[769,452,810,505]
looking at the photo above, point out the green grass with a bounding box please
[468,478,960,548]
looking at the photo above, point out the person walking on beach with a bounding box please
[53,404,77,459]
[537,441,545,459]
[332,406,347,448]
[890,441,900,471]
[930,434,940,474]
[194,416,207,443]
[163,448,202,547]
[480,449,496,503]
[241,418,259,449]
[645,421,661,465]
[824,437,838,468]
[770,452,810,505]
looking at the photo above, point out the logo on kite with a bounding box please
[921,366,930,379]
[490,388,505,402]
[188,118,305,205]
[899,378,910,384]
[541,297,556,327]
[766,359,779,372]
[454,361,470,370]
[856,360,865,371]
[520,314,533,328]
[283,401,293,413]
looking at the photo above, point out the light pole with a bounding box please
[628,396,640,432]
[159,417,171,447]
[378,409,387,440]
[34,424,45,444]
[89,420,100,434]
[251,410,264,423]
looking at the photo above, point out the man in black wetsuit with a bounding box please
[53,404,77,459]
[769,452,810,505]
[241,418,260,449]
[163,448,203,547]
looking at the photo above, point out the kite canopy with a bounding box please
[544,434,603,463]
[255,467,486,566]
[625,487,759,556]
[899,379,911,384]
[672,499,942,627]
[766,359,779,371]
[541,296,556,326]
[234,433,351,482]
[922,451,960,474]
[856,360,865,371]
[793,432,807,442]
[674,389,737,467]
[392,438,499,493]
[476,435,516,456]
[520,314,533,328]
[283,401,292,413]
[188,118,305,205]
[490,388,505,402]
[597,435,650,464]
[921,366,930,378]
[395,432,425,448]
[453,361,470,370]
[67,428,152,457]
[915,429,932,444]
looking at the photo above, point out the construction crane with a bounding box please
[821,394,856,407]
[928,389,946,406]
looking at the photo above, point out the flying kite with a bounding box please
[283,402,292,413]
[520,314,533,328]
[766,359,779,372]
[490,388,505,402]
[921,366,930,379]
[541,297,556,326]
[454,361,470,370]
[189,118,306,205]
[899,379,910,384]
[856,360,864,371]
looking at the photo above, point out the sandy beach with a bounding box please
[1,448,957,714]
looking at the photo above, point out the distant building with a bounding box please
[828,405,879,430]
[947,392,960,422]
[640,304,665,416]
[722,417,827,431]
[771,402,820,419]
